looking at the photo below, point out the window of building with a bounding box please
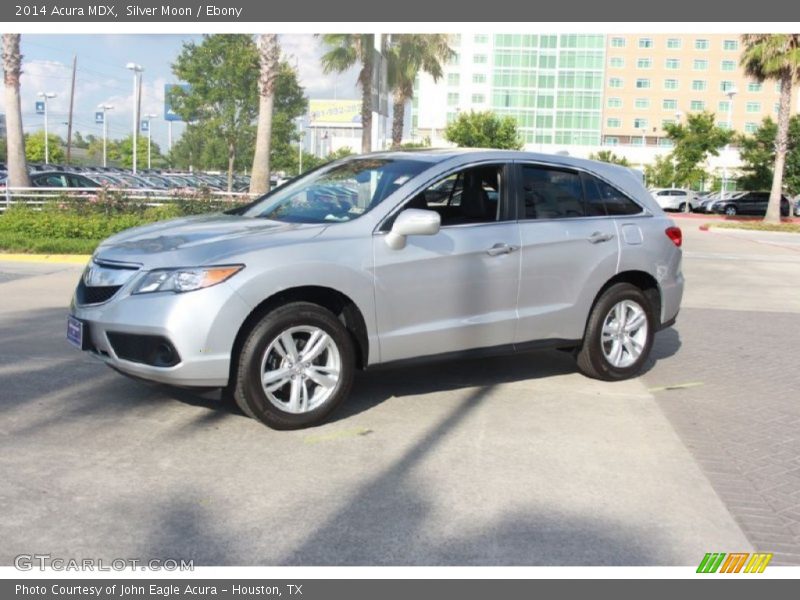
[537,94,555,108]
[474,34,488,44]
[662,119,676,128]
[605,136,619,145]
[664,79,679,90]
[451,34,461,46]
[635,78,651,89]
[695,39,710,50]
[693,59,709,70]
[746,101,761,113]
[609,77,623,89]
[447,73,460,86]
[473,54,487,64]
[472,73,486,84]
[449,52,460,66]
[607,117,621,128]
[611,37,626,48]
[692,79,708,91]
[748,82,763,92]
[690,100,706,111]
[665,58,680,70]
[717,121,731,130]
[635,98,650,109]
[638,38,653,48]
[659,138,675,148]
[610,57,625,68]
[634,117,648,129]
[607,97,623,108]
[539,54,556,69]
[637,58,652,69]
[447,92,459,106]
[745,122,759,133]
[721,60,736,72]
[720,80,735,92]
[723,39,739,51]
[663,98,678,110]
[471,93,485,104]
[718,100,731,112]
[667,38,682,49]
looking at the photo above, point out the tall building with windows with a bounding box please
[602,34,788,147]
[411,33,797,152]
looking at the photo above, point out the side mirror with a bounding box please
[385,208,441,250]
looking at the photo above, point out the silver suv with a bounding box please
[68,150,684,429]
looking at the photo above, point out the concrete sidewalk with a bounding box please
[0,261,749,565]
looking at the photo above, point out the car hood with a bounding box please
[94,213,326,268]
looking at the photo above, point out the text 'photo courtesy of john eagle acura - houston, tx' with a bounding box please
[68,149,684,429]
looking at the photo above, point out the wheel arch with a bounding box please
[585,270,662,335]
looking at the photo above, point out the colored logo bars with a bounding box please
[697,552,773,573]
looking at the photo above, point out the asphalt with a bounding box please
[1,223,787,566]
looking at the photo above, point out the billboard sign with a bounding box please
[164,83,190,122]
[95,111,104,124]
[35,101,45,115]
[141,120,149,132]
[308,99,362,126]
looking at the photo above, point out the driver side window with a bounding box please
[404,164,503,227]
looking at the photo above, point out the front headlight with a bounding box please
[132,265,244,294]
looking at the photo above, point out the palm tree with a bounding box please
[2,34,31,188]
[250,34,281,194]
[320,34,375,153]
[741,34,800,223]
[386,34,453,147]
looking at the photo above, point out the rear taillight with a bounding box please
[665,226,682,247]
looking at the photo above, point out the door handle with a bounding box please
[587,231,615,244]
[486,243,518,256]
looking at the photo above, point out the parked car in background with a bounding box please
[30,171,100,189]
[650,188,699,213]
[712,191,792,217]
[68,150,684,429]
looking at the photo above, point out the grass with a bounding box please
[706,221,800,234]
[0,232,100,254]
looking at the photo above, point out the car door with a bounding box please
[372,162,521,363]
[514,164,620,343]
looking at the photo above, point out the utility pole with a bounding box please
[65,55,77,164]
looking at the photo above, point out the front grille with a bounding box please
[106,332,181,367]
[76,279,122,305]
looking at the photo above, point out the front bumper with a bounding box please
[70,279,253,387]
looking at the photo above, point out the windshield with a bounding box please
[242,157,429,223]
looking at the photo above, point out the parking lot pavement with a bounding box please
[0,259,751,566]
[644,222,800,565]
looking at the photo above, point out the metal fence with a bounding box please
[1,187,256,212]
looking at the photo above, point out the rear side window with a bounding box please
[589,175,643,215]
[520,165,585,219]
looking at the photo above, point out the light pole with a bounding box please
[144,113,157,169]
[672,111,683,188]
[722,87,737,199]
[37,92,57,164]
[97,104,113,167]
[126,62,144,173]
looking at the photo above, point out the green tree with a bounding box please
[111,135,163,169]
[386,34,453,147]
[268,62,310,174]
[444,110,522,150]
[738,115,800,195]
[741,34,800,222]
[24,131,64,163]
[663,112,732,189]
[643,154,677,188]
[320,34,375,153]
[588,150,631,166]
[170,34,259,190]
[3,34,30,187]
[250,34,281,194]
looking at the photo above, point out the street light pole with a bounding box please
[722,87,738,199]
[144,114,157,169]
[126,63,144,173]
[98,104,114,167]
[37,92,56,164]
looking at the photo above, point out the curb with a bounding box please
[705,226,800,236]
[0,253,90,265]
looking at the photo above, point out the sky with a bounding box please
[1,34,360,152]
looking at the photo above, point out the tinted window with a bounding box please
[520,166,585,219]
[592,177,643,215]
[582,176,608,216]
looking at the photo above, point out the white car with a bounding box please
[650,188,698,212]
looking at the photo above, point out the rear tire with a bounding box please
[576,283,655,381]
[232,302,355,429]
[725,205,737,216]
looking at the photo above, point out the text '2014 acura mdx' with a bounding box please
[68,150,683,429]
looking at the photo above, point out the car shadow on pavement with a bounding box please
[641,327,682,374]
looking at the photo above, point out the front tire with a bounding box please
[576,283,655,381]
[725,205,737,216]
[233,302,355,429]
